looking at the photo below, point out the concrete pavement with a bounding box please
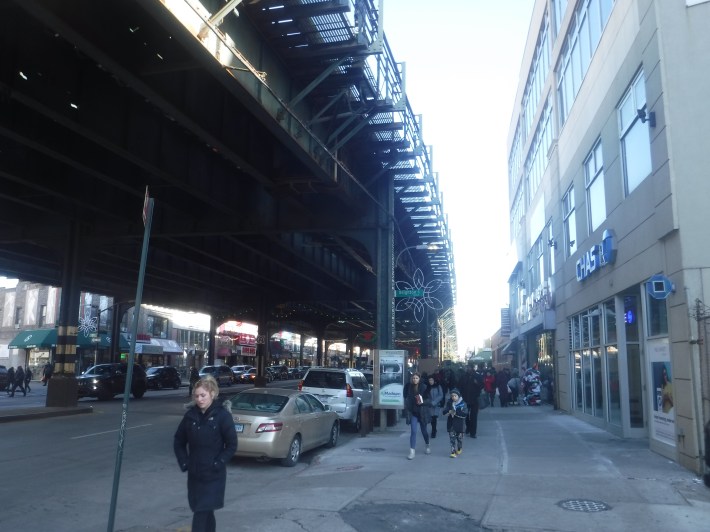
[208,404,710,532]
[2,388,708,531]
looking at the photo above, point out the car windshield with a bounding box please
[84,365,113,376]
[303,371,346,389]
[229,393,288,413]
[146,368,160,375]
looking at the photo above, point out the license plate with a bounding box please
[235,424,244,433]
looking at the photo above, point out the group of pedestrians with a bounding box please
[403,364,486,460]
[4,365,32,397]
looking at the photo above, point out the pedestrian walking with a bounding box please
[11,365,26,397]
[461,364,483,438]
[6,366,15,394]
[42,361,53,385]
[497,367,511,407]
[24,366,33,393]
[443,388,468,458]
[427,375,443,438]
[507,370,521,406]
[403,372,431,460]
[484,370,496,407]
[174,374,237,532]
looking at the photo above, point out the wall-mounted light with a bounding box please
[637,107,656,127]
[548,238,557,249]
[569,240,576,247]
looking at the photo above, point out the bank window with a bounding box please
[585,140,606,232]
[619,70,652,195]
[147,315,168,339]
[563,186,577,256]
[647,294,668,337]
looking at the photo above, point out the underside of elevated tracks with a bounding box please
[0,0,457,380]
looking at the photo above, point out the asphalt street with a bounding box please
[1,383,709,531]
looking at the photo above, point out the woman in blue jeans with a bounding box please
[403,372,431,459]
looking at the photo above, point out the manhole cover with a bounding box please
[353,447,386,453]
[557,499,611,512]
[336,465,364,471]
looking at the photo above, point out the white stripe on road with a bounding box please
[71,424,153,439]
[496,421,508,474]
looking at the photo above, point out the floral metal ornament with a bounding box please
[395,268,443,323]
[78,310,98,337]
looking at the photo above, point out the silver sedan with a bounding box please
[224,388,339,466]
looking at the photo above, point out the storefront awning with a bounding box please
[151,338,184,354]
[8,328,56,349]
[10,329,130,350]
[501,338,519,355]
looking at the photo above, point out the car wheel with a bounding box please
[326,421,339,448]
[173,378,181,390]
[281,436,301,467]
[352,407,362,432]
[132,385,146,399]
[156,381,163,390]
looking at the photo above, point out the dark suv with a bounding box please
[146,365,181,390]
[77,363,148,401]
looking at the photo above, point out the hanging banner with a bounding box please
[648,338,675,447]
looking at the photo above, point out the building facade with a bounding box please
[506,0,710,474]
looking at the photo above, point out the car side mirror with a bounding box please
[324,405,331,411]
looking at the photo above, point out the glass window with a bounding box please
[627,344,644,427]
[624,296,639,342]
[619,71,652,195]
[647,294,669,337]
[592,347,604,418]
[585,140,606,231]
[574,350,582,409]
[606,345,621,425]
[563,186,577,255]
[604,299,616,343]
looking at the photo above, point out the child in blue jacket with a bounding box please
[443,388,468,458]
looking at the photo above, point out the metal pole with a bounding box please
[107,197,153,532]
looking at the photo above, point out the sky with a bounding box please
[382,0,535,356]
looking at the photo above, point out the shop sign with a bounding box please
[576,229,617,282]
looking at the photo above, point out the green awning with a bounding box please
[9,329,128,349]
[8,329,57,349]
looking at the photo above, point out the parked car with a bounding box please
[231,365,253,380]
[225,387,339,466]
[145,365,181,390]
[299,368,372,432]
[266,365,289,381]
[287,367,303,380]
[77,363,147,401]
[240,368,273,384]
[199,365,234,386]
[361,368,374,387]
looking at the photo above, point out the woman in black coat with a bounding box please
[174,374,237,532]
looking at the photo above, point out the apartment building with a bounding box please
[505,0,710,474]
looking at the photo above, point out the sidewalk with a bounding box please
[215,404,710,532]
[0,381,93,422]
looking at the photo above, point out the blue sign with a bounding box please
[646,274,674,300]
[576,229,617,282]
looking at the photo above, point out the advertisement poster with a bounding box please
[648,338,675,447]
[373,350,405,409]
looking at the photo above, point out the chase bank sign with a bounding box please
[576,229,617,282]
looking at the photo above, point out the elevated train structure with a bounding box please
[0,0,456,401]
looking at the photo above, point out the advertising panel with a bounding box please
[373,349,405,409]
[648,338,675,447]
